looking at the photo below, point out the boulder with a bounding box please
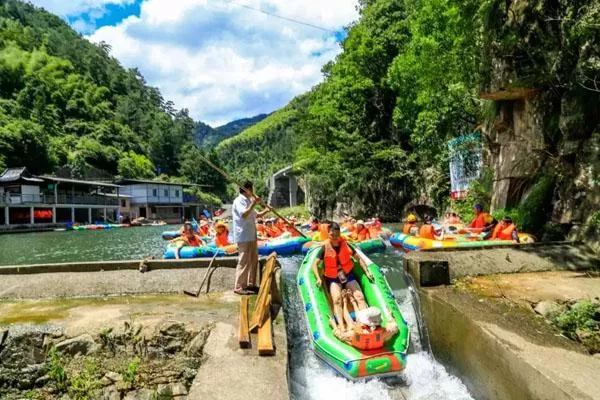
[104,371,123,383]
[185,329,211,357]
[533,301,566,319]
[55,334,99,356]
[123,388,156,400]
[157,382,188,397]
[159,321,186,338]
[576,328,600,354]
[102,386,121,400]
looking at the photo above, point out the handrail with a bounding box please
[0,193,119,206]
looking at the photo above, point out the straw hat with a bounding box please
[215,221,227,229]
[356,307,382,327]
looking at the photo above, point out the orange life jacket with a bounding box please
[351,326,385,350]
[351,227,370,241]
[402,223,416,235]
[323,238,354,279]
[419,224,435,240]
[316,223,330,241]
[469,212,487,229]
[286,226,300,237]
[276,220,286,232]
[256,224,266,234]
[182,234,202,247]
[266,226,282,238]
[215,231,230,247]
[199,225,210,236]
[492,223,516,241]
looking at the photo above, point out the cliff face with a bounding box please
[481,0,600,235]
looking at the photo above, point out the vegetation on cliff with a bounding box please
[217,0,599,231]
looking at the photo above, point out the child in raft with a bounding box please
[170,221,206,259]
[330,290,398,350]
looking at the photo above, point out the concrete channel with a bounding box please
[404,243,600,400]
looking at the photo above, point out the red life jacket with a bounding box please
[215,231,229,247]
[351,326,385,350]
[419,224,435,240]
[469,213,487,229]
[182,234,202,247]
[266,226,281,238]
[402,223,415,235]
[323,238,354,279]
[354,228,370,241]
[199,225,210,236]
[493,223,516,240]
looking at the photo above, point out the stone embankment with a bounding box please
[405,243,600,400]
[0,260,289,399]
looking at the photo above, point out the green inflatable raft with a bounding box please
[297,246,410,380]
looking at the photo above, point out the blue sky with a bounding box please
[29,0,358,126]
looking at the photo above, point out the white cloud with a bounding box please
[44,0,360,125]
[29,0,134,17]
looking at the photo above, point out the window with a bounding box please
[152,189,157,197]
[173,207,179,213]
[164,189,169,197]
[121,199,126,207]
[175,190,179,198]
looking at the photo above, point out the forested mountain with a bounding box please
[0,0,226,201]
[217,0,600,239]
[194,113,268,149]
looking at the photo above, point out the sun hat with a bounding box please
[407,214,417,223]
[356,307,382,328]
[215,221,227,229]
[356,220,365,225]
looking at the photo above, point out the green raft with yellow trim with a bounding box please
[297,246,410,380]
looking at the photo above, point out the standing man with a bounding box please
[232,181,270,295]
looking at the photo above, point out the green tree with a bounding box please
[117,151,156,179]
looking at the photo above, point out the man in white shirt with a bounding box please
[232,181,270,295]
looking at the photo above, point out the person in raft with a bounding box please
[419,216,444,240]
[349,220,371,241]
[214,221,230,247]
[481,213,498,240]
[468,203,488,230]
[309,217,320,232]
[232,181,271,295]
[402,214,419,235]
[312,222,374,331]
[491,216,520,243]
[171,221,206,259]
[331,304,398,350]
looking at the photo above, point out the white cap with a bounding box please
[356,307,382,327]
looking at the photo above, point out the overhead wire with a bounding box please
[221,0,337,33]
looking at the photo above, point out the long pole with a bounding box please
[196,153,307,238]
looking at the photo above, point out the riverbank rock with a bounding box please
[185,326,212,357]
[534,300,567,319]
[55,333,99,356]
[123,388,155,400]
[576,328,600,354]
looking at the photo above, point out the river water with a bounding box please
[0,225,174,266]
[281,250,475,400]
[1,226,475,398]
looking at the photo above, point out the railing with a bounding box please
[0,193,119,206]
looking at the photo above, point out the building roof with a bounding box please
[40,176,122,188]
[114,178,211,187]
[0,167,44,183]
[271,165,295,179]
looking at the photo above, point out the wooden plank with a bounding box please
[257,294,275,356]
[249,253,277,332]
[238,296,251,349]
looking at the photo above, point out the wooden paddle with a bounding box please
[196,152,307,238]
[184,251,219,297]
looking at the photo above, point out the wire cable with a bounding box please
[222,0,337,33]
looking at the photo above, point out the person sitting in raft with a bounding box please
[468,204,488,230]
[256,218,267,239]
[309,217,320,232]
[275,218,286,233]
[284,222,301,237]
[402,214,419,235]
[418,216,443,240]
[481,214,498,240]
[341,216,353,231]
[444,212,461,225]
[171,222,206,259]
[214,221,231,247]
[198,220,211,236]
[312,222,374,332]
[331,304,398,350]
[265,218,282,238]
[491,216,520,243]
[350,220,371,241]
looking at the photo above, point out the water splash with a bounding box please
[281,250,474,400]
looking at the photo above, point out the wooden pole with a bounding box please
[238,296,251,349]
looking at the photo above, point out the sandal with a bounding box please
[234,288,254,295]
